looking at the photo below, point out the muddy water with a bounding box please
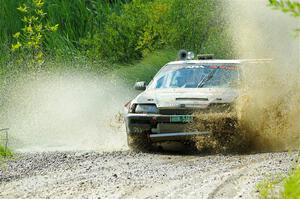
[192,0,300,152]
[228,0,300,151]
[0,72,133,152]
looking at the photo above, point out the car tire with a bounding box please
[127,134,151,152]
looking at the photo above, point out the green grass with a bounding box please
[257,176,283,199]
[0,145,12,158]
[112,49,177,85]
[257,152,300,199]
[282,165,300,199]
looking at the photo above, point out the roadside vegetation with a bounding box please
[257,152,300,199]
[0,145,12,158]
[0,0,233,68]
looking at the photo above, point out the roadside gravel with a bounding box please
[0,151,297,199]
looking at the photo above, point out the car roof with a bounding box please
[167,59,241,65]
[167,58,273,65]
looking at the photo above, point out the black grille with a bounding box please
[159,108,196,115]
[159,103,233,115]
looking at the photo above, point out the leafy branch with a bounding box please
[11,0,59,67]
[269,0,300,35]
[269,0,300,17]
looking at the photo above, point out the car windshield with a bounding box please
[148,64,239,89]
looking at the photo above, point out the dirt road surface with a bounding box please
[0,151,297,199]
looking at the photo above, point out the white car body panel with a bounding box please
[132,87,238,109]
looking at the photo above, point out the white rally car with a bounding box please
[124,51,241,151]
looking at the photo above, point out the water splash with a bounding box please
[1,71,133,152]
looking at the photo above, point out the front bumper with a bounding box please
[125,113,212,142]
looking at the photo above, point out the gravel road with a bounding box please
[0,151,297,199]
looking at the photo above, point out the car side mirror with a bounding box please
[134,81,147,91]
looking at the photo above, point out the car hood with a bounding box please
[132,88,238,109]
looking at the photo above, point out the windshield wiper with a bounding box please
[197,67,219,88]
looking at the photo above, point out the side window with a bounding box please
[155,76,165,88]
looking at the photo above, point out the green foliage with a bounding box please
[0,145,12,158]
[1,0,234,65]
[11,0,59,66]
[257,179,275,199]
[97,0,234,63]
[269,0,300,17]
[99,0,149,62]
[113,49,176,84]
[282,164,300,199]
[257,175,284,199]
[1,0,127,63]
[257,153,300,199]
[269,0,300,35]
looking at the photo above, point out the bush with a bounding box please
[97,0,234,63]
[98,0,149,63]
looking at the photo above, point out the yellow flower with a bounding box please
[23,25,33,33]
[11,42,22,51]
[17,4,28,13]
[33,0,44,8]
[31,16,39,21]
[34,42,39,48]
[22,16,28,22]
[36,33,42,40]
[36,9,46,16]
[36,51,43,59]
[13,32,21,39]
[31,33,42,46]
[37,59,44,64]
[49,24,59,32]
[35,24,43,32]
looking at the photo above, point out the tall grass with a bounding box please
[0,0,128,62]
[45,0,126,45]
[1,0,234,65]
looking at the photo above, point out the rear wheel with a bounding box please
[127,134,152,152]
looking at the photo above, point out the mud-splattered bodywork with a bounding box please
[124,60,240,143]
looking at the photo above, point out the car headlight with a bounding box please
[135,104,159,114]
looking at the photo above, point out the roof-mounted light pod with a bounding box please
[178,50,195,60]
[187,51,195,60]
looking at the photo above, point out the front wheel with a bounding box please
[127,134,152,152]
